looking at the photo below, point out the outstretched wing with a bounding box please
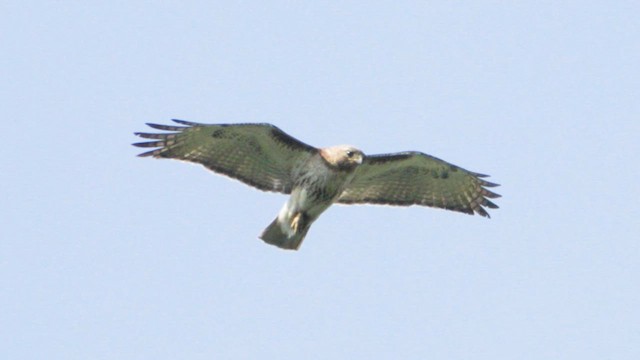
[133,119,317,193]
[337,152,500,217]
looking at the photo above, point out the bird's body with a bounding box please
[133,120,500,250]
[260,146,363,249]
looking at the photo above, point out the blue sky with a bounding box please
[2,1,639,359]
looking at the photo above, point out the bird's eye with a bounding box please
[346,151,354,158]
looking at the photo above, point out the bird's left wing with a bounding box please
[133,120,317,194]
[337,151,500,217]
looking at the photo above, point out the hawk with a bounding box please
[133,120,500,250]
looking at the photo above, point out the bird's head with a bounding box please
[320,145,364,171]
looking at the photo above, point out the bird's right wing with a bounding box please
[338,151,500,217]
[133,120,317,194]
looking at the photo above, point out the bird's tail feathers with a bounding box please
[259,216,310,251]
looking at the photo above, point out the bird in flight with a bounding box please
[133,119,500,250]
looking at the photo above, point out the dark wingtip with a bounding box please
[171,119,202,126]
[483,188,501,199]
[135,149,160,157]
[133,121,186,157]
[145,122,186,131]
[480,180,500,188]
[474,206,491,218]
[134,132,176,139]
[132,141,164,148]
[484,199,499,209]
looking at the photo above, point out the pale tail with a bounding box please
[260,218,310,250]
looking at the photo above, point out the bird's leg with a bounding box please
[290,212,302,232]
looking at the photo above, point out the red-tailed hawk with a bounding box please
[133,120,500,250]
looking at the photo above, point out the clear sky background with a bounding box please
[2,1,639,359]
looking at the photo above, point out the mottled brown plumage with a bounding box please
[133,120,500,250]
